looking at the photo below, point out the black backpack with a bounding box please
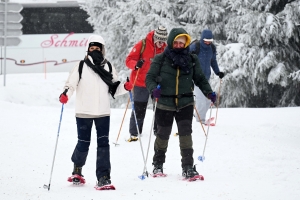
[190,39,216,55]
[78,60,112,81]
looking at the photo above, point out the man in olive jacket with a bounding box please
[146,27,216,179]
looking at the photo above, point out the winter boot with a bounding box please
[72,164,84,184]
[72,164,83,176]
[97,175,111,187]
[153,163,163,174]
[182,165,199,179]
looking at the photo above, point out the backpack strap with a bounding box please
[190,39,199,55]
[211,43,216,54]
[193,40,216,55]
[140,38,146,56]
[158,53,166,77]
[78,60,85,81]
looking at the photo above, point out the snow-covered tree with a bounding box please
[82,0,300,107]
[216,0,300,107]
[81,0,226,107]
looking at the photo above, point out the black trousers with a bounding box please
[153,105,194,168]
[129,86,158,136]
[71,117,111,179]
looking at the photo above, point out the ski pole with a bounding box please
[43,103,64,191]
[198,103,213,162]
[141,84,160,180]
[127,87,147,179]
[214,79,222,126]
[113,69,140,146]
[113,98,130,146]
[194,105,207,137]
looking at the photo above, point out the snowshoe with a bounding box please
[182,165,204,181]
[151,163,167,178]
[94,176,115,190]
[68,164,85,185]
[67,174,86,185]
[204,117,215,126]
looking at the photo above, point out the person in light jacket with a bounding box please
[59,34,133,189]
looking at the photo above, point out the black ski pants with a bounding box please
[153,105,194,168]
[129,86,157,136]
[71,117,111,179]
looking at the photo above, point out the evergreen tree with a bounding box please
[216,0,300,107]
[82,0,300,107]
[82,0,194,107]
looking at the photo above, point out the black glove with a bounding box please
[135,59,144,69]
[217,72,225,79]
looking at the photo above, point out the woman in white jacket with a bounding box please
[59,34,132,189]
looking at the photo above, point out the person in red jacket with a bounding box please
[126,26,168,142]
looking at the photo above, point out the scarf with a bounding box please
[200,39,211,51]
[164,46,191,74]
[84,57,120,99]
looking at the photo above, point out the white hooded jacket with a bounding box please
[64,35,127,116]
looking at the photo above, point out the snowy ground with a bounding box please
[0,73,300,200]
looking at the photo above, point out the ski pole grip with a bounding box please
[63,88,68,95]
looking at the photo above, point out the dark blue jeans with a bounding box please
[71,117,111,179]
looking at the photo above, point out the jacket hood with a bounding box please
[146,30,155,43]
[167,28,191,49]
[200,29,213,41]
[86,35,106,57]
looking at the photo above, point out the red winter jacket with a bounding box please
[126,30,167,87]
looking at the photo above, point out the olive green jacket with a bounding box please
[146,28,213,110]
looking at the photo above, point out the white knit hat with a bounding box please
[154,26,168,43]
